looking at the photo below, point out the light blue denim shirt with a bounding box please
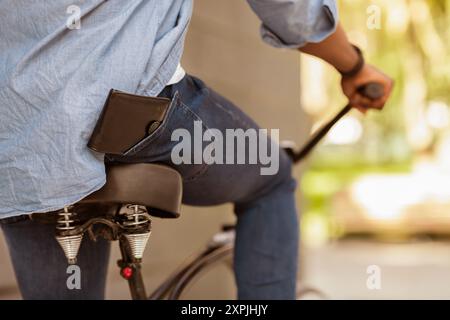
[0,0,337,218]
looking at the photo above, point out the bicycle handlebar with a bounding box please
[288,82,385,163]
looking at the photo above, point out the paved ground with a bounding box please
[302,239,450,300]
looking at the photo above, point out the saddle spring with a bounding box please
[55,206,83,265]
[122,204,149,228]
[121,204,152,261]
[56,206,77,231]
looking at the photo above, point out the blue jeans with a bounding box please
[1,75,299,299]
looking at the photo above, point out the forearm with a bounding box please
[299,24,359,74]
[247,1,393,111]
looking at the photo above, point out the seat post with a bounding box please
[118,236,148,300]
[116,204,152,300]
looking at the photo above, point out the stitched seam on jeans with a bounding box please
[178,100,211,131]
[213,101,254,130]
[177,100,210,182]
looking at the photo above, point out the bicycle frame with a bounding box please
[118,224,235,300]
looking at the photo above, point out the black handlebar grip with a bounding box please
[358,82,384,100]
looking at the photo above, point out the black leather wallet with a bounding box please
[88,89,171,155]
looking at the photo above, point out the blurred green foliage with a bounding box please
[301,0,450,239]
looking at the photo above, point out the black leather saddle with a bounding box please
[1,163,183,226]
[79,163,183,219]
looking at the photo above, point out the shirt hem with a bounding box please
[0,175,107,220]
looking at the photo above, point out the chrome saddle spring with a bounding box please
[56,206,78,231]
[122,204,149,228]
[55,206,82,265]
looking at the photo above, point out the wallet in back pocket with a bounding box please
[88,89,171,155]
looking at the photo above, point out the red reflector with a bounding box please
[121,266,133,279]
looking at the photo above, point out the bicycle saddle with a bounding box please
[81,163,182,219]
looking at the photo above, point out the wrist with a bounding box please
[337,45,365,78]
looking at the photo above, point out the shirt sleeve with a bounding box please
[246,0,339,49]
